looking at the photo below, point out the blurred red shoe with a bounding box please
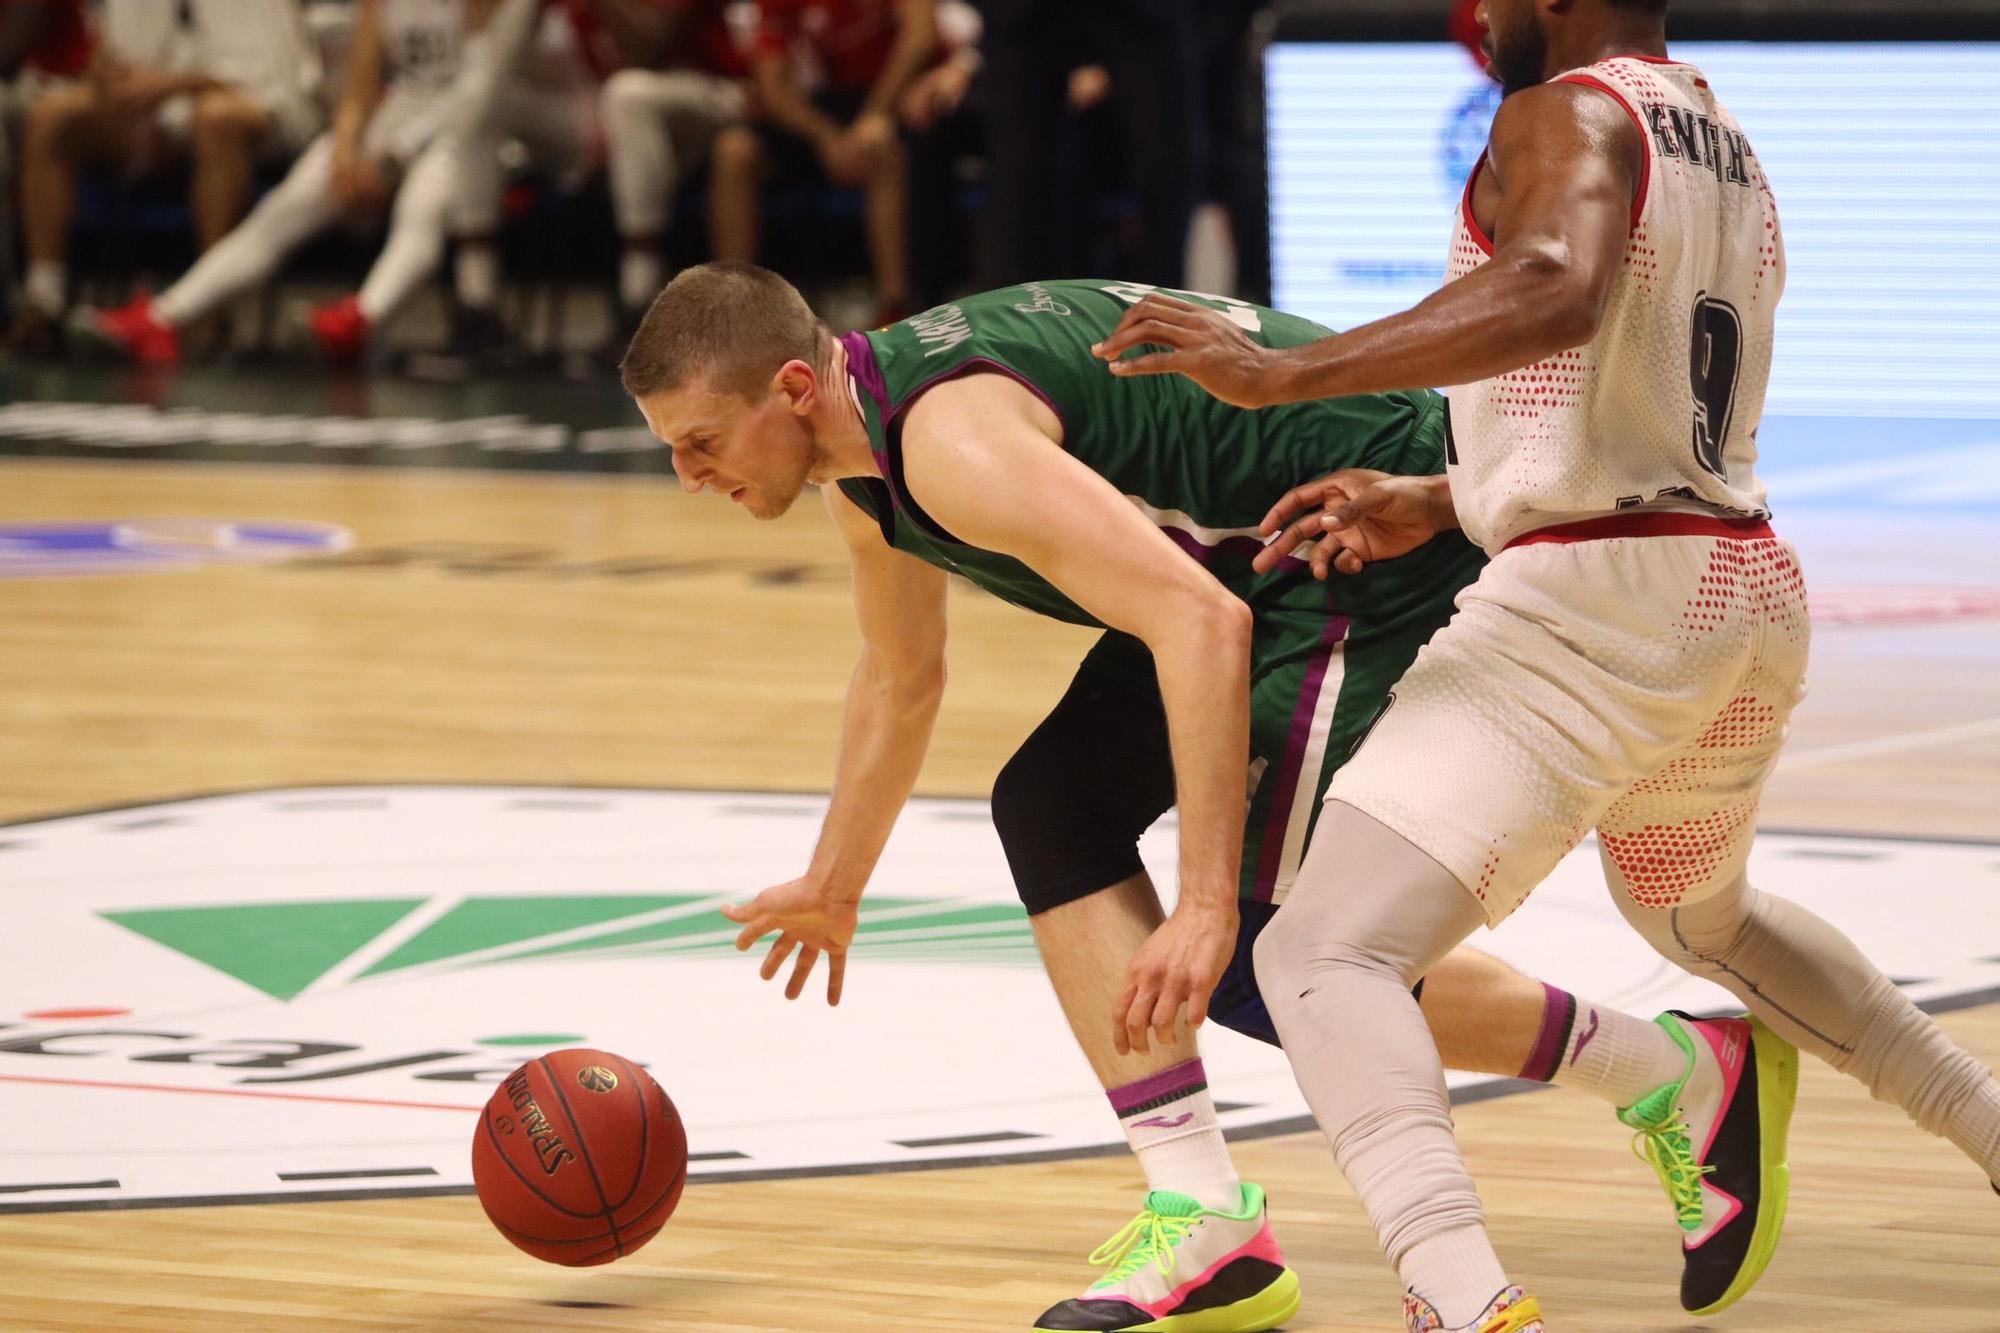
[308,295,370,366]
[87,291,180,364]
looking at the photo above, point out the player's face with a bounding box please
[637,377,816,520]
[1482,0,1550,97]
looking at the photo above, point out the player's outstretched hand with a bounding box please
[1091,294,1280,409]
[1253,469,1447,579]
[1114,903,1238,1057]
[721,878,859,1006]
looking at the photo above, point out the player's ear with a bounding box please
[773,359,817,416]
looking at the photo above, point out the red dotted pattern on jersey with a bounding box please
[1449,229,1488,282]
[1677,539,1806,643]
[1696,694,1780,751]
[1472,850,1500,904]
[1624,227,1662,287]
[1601,798,1755,907]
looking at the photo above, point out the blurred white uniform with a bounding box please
[103,0,322,157]
[153,0,472,330]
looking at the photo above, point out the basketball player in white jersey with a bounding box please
[81,0,480,364]
[1091,1,2000,1329]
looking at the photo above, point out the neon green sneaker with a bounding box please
[1031,1183,1301,1332]
[1619,1011,1798,1315]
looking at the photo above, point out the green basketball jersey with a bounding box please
[834,280,1483,642]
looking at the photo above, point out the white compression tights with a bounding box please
[155,133,457,330]
[1256,801,2000,1295]
[1608,857,2000,1183]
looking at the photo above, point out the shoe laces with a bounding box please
[1087,1206,1199,1286]
[1630,1114,1713,1231]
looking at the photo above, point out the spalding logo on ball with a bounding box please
[471,1047,688,1266]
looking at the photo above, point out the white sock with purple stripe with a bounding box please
[1108,1058,1241,1212]
[1528,985,1690,1108]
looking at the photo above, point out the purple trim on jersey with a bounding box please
[885,356,1069,438]
[1107,1058,1208,1116]
[838,331,895,479]
[1158,526,1310,571]
[1251,610,1351,903]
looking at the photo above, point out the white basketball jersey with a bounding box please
[380,0,466,94]
[1443,56,1784,553]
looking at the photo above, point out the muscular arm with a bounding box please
[897,374,1252,923]
[813,483,951,902]
[1095,82,1643,407]
[1267,83,1642,399]
[858,0,937,121]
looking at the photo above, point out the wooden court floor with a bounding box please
[2,451,1998,1331]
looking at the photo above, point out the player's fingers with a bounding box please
[1332,546,1366,577]
[1253,510,1333,571]
[1325,489,1390,533]
[1186,984,1211,1031]
[760,933,798,980]
[732,917,772,952]
[826,950,846,1007]
[1125,981,1160,1054]
[1149,977,1187,1044]
[1105,351,1183,379]
[1258,480,1327,536]
[785,945,819,1000]
[1111,981,1139,1055]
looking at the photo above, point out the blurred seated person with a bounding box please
[1,0,90,312]
[714,0,937,326]
[10,0,321,353]
[595,0,752,335]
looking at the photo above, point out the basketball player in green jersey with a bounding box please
[620,264,1786,1333]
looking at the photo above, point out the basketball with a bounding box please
[470,1048,688,1266]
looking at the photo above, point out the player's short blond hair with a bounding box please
[619,262,827,401]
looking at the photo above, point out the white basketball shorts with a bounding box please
[1328,512,1811,924]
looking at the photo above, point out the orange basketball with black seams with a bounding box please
[470,1047,688,1265]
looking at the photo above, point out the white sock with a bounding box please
[1548,1000,1690,1109]
[620,243,663,310]
[1108,1058,1241,1212]
[455,240,499,311]
[1400,1225,1510,1329]
[25,261,64,315]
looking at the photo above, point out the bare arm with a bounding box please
[720,483,949,1004]
[752,50,842,144]
[858,0,937,121]
[808,483,950,902]
[1093,82,1643,406]
[898,374,1252,1049]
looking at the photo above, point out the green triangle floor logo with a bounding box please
[102,893,1043,1001]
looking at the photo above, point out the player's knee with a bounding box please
[1250,904,1307,1000]
[601,69,650,125]
[24,85,90,152]
[190,92,267,150]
